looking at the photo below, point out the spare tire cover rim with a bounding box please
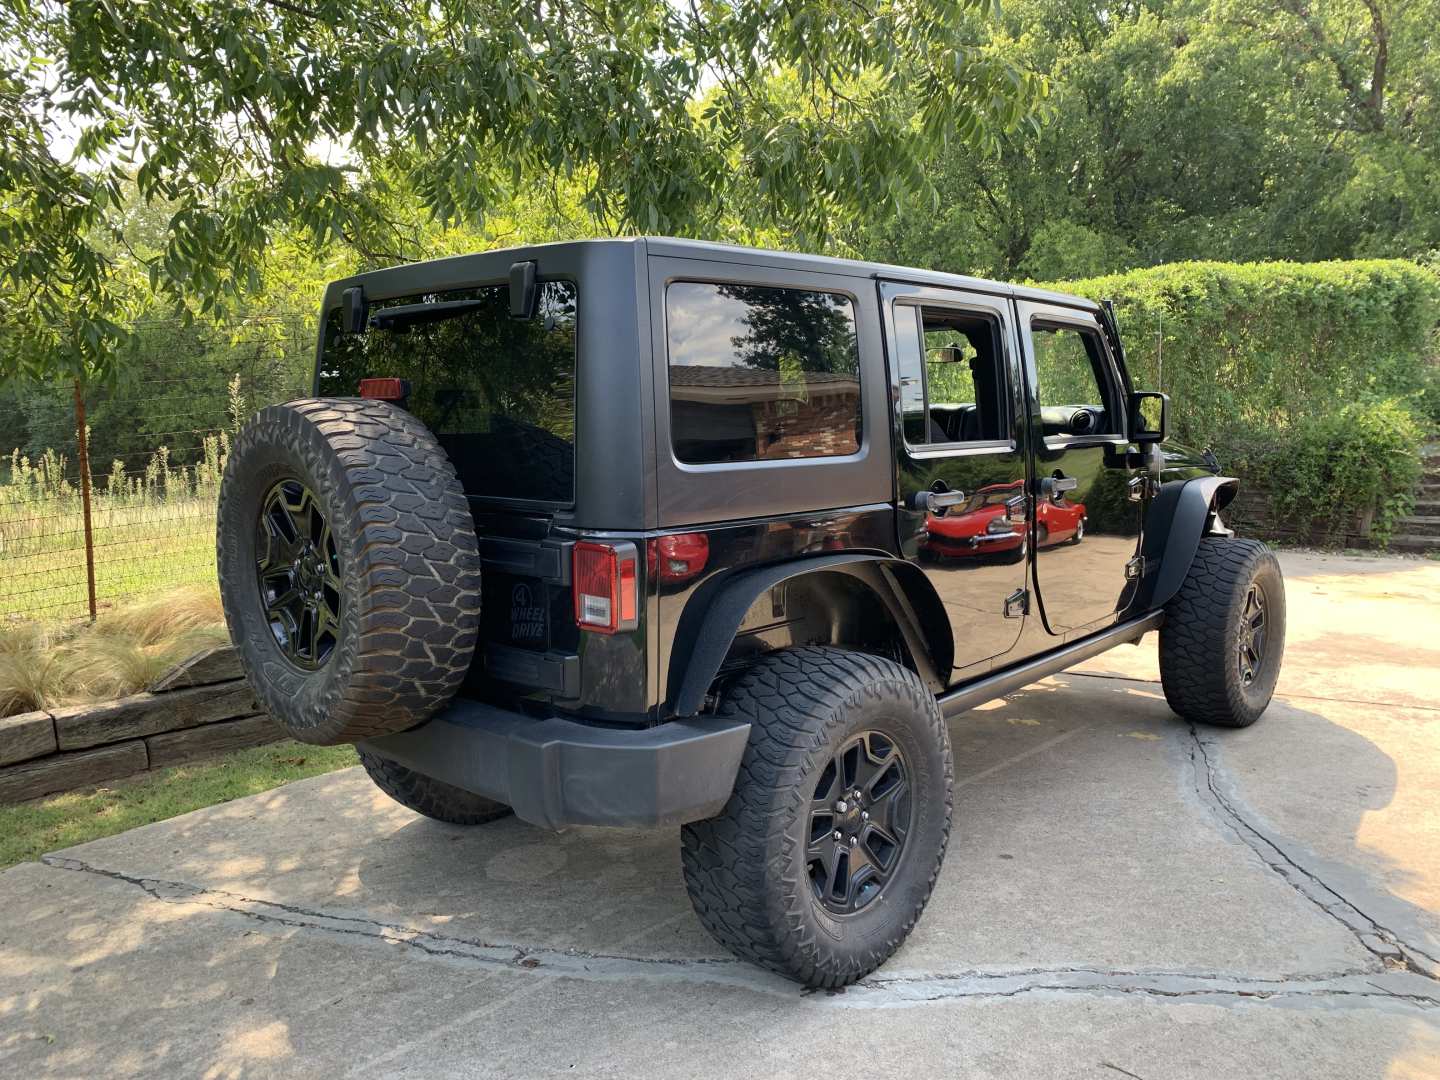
[255,478,342,670]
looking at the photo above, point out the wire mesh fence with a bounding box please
[1,313,314,623]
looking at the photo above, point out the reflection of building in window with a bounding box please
[670,366,861,463]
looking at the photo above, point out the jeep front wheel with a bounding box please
[217,398,481,745]
[680,648,953,987]
[1159,537,1285,728]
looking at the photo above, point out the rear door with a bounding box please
[881,282,1029,678]
[1016,301,1146,636]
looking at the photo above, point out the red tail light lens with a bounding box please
[573,541,638,634]
[359,377,409,401]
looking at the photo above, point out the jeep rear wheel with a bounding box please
[1159,538,1285,728]
[357,749,511,825]
[217,399,481,745]
[680,648,953,987]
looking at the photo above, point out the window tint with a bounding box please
[1030,323,1116,438]
[319,281,577,502]
[667,282,862,465]
[895,305,1008,446]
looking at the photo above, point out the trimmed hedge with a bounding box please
[1047,260,1440,546]
[1052,259,1440,447]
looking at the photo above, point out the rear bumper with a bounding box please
[358,700,750,830]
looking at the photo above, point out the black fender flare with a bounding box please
[666,553,954,717]
[1133,475,1240,612]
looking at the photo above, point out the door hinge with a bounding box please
[1125,556,1146,580]
[1004,588,1028,618]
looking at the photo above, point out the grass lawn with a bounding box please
[0,741,358,870]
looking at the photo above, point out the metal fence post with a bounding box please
[73,378,98,621]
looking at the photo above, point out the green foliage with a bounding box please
[853,0,1440,280]
[1226,400,1425,547]
[1051,259,1439,547]
[1055,259,1440,447]
[1,0,1042,383]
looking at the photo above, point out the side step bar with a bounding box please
[938,610,1164,719]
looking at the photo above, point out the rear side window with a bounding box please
[319,281,577,503]
[894,304,1009,446]
[666,282,862,465]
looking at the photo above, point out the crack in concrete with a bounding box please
[1185,724,1440,980]
[37,854,1440,1012]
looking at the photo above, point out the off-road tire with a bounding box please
[217,398,481,745]
[357,749,511,825]
[680,648,953,987]
[1159,538,1285,728]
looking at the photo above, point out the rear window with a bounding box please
[666,282,862,465]
[319,281,577,503]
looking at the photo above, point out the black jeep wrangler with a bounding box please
[217,238,1284,987]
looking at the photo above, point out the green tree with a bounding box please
[1,0,1043,383]
[850,0,1440,278]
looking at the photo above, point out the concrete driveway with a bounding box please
[3,550,1439,1079]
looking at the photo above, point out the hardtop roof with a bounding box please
[322,236,1098,313]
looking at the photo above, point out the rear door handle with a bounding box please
[1042,475,1078,496]
[911,488,966,512]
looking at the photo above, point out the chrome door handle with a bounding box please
[1127,475,1147,502]
[911,487,966,512]
[1042,475,1078,496]
[1004,494,1027,523]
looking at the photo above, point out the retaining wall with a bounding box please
[0,646,278,803]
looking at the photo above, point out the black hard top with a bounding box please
[321,236,1098,313]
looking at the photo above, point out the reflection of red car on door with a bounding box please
[921,483,1086,559]
[1037,493,1087,546]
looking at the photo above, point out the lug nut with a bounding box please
[849,836,858,846]
[833,831,842,841]
[861,811,869,822]
[835,800,848,813]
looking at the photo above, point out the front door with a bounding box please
[882,283,1029,678]
[1017,301,1146,636]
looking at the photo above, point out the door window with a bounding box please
[1029,323,1117,440]
[894,305,1008,447]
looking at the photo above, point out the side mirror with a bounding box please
[1129,391,1168,444]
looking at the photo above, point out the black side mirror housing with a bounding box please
[1129,390,1169,444]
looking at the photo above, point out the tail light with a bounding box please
[647,532,709,584]
[573,541,638,634]
[359,377,409,402]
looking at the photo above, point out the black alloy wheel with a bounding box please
[807,731,913,915]
[1158,537,1286,729]
[1235,581,1267,687]
[255,479,342,669]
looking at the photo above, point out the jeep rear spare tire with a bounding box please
[217,398,481,745]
